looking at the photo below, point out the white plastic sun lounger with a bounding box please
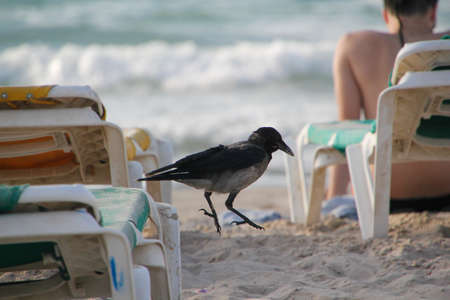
[0,85,129,187]
[125,128,174,204]
[0,184,173,299]
[0,85,174,203]
[284,39,450,232]
[0,85,181,298]
[347,70,450,239]
[284,120,375,224]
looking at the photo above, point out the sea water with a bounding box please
[2,0,450,186]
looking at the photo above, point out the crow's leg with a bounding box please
[225,192,264,230]
[199,192,215,217]
[199,191,221,234]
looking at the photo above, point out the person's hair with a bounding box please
[384,0,438,16]
[384,0,438,46]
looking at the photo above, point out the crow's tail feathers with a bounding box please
[143,163,177,177]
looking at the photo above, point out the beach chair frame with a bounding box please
[125,128,174,204]
[284,39,450,237]
[347,71,450,239]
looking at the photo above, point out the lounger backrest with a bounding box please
[0,85,105,119]
[0,112,128,187]
[385,71,450,157]
[0,85,107,176]
[391,39,450,85]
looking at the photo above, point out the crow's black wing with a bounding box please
[143,145,226,177]
[139,142,267,181]
[177,142,267,174]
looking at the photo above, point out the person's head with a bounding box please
[383,0,438,37]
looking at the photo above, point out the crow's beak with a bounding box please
[277,140,294,156]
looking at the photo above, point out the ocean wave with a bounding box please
[0,40,334,90]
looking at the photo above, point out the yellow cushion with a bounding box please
[0,136,76,169]
[125,128,151,151]
[0,86,55,108]
[125,137,137,161]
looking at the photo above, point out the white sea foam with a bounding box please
[0,40,334,90]
[0,40,337,178]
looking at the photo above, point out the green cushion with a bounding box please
[0,242,56,268]
[416,115,450,139]
[307,120,376,153]
[0,184,29,212]
[89,187,150,248]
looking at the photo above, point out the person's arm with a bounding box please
[334,33,363,120]
[327,33,364,199]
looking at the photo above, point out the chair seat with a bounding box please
[307,120,376,153]
[89,187,150,249]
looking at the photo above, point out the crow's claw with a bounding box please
[231,220,265,231]
[199,209,222,235]
[215,224,222,235]
[199,208,214,218]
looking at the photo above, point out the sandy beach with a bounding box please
[173,186,450,300]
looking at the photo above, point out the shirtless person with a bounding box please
[328,0,450,210]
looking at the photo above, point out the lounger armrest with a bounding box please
[17,185,101,221]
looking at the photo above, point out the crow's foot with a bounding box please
[199,208,214,218]
[231,220,265,231]
[199,209,222,235]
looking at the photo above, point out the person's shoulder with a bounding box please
[335,30,397,64]
[338,30,393,50]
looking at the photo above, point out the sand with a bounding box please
[173,185,450,300]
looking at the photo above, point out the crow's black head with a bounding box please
[249,127,294,156]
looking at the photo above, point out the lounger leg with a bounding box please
[133,265,151,300]
[282,130,311,224]
[157,203,181,300]
[133,241,171,300]
[284,152,307,223]
[307,148,347,225]
[135,153,163,202]
[372,144,392,238]
[103,233,136,300]
[347,143,375,240]
[371,94,394,238]
[306,165,327,225]
[128,161,144,189]
[157,139,174,204]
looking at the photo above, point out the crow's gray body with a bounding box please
[138,127,293,234]
[176,142,270,193]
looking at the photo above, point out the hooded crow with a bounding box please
[138,127,294,234]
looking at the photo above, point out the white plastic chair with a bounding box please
[347,70,450,239]
[125,127,174,204]
[284,39,450,230]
